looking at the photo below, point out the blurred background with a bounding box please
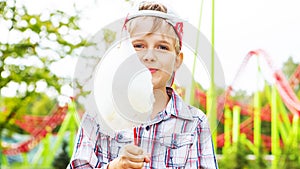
[0,0,299,168]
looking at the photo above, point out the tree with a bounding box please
[0,0,87,159]
[282,56,298,79]
[52,141,70,169]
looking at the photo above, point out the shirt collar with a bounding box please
[164,87,194,121]
[144,87,194,126]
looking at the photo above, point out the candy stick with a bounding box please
[133,127,137,146]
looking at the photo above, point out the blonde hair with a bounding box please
[126,2,181,54]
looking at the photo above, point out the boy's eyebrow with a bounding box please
[158,40,171,44]
[131,37,173,46]
[131,39,145,42]
[131,39,171,44]
[157,40,173,46]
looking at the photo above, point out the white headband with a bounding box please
[124,9,184,49]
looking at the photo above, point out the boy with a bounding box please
[69,1,218,168]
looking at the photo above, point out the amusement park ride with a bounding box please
[216,49,300,150]
[1,99,80,167]
[1,49,299,167]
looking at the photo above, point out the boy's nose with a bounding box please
[142,50,156,62]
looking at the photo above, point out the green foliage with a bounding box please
[249,146,269,169]
[282,57,298,79]
[278,142,300,168]
[103,28,116,45]
[1,93,56,117]
[219,134,269,169]
[0,0,87,143]
[282,56,300,97]
[52,141,70,169]
[219,142,249,169]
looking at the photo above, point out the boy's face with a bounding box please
[129,17,183,90]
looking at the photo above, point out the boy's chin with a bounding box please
[151,82,168,91]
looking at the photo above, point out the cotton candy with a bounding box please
[93,37,154,135]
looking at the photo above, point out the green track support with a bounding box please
[47,100,80,165]
[291,114,299,148]
[42,132,52,167]
[271,86,280,169]
[277,97,291,145]
[241,135,256,153]
[294,115,299,145]
[31,99,80,168]
[189,0,204,105]
[1,149,8,168]
[223,106,232,153]
[278,99,292,132]
[32,131,52,167]
[253,91,261,156]
[22,153,29,166]
[207,86,217,152]
[232,106,241,144]
[206,0,217,153]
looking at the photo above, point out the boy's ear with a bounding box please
[174,52,184,71]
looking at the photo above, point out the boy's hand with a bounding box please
[108,144,150,169]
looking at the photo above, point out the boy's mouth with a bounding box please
[148,68,158,74]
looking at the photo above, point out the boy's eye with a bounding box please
[157,45,169,50]
[133,44,144,49]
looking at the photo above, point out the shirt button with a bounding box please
[145,126,150,131]
[118,134,123,140]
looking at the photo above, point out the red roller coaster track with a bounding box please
[2,106,67,156]
[196,49,299,150]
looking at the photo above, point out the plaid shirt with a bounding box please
[68,88,218,169]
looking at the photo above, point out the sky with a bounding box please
[4,0,300,94]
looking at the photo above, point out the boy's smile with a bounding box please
[148,68,158,74]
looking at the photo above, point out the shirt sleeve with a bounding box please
[185,114,219,169]
[67,113,109,169]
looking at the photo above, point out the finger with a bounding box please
[120,153,145,163]
[119,156,144,169]
[124,160,145,169]
[123,144,144,155]
[144,155,150,163]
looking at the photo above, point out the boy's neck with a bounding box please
[151,88,170,119]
